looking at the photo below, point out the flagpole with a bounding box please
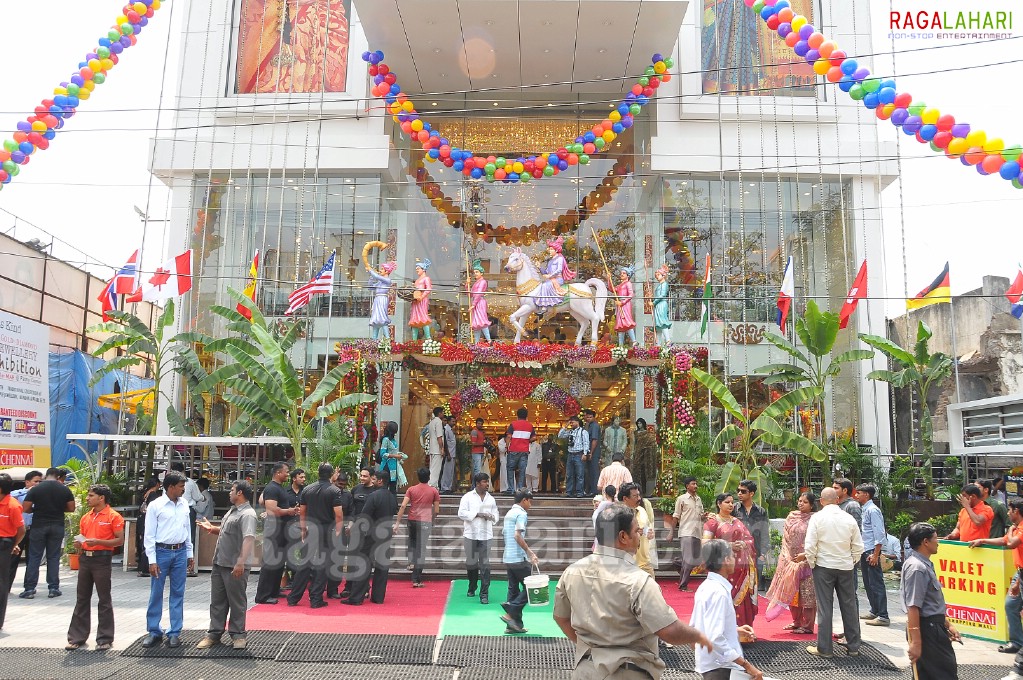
[949,298,962,404]
[322,250,337,400]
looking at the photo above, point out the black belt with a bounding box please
[921,614,947,624]
[580,652,652,678]
[81,550,112,558]
[0,537,13,547]
[156,542,185,550]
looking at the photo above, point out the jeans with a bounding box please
[147,546,187,637]
[566,454,585,496]
[584,454,601,495]
[24,521,64,593]
[506,451,527,492]
[1008,574,1023,648]
[860,552,889,619]
[464,538,490,598]
[407,520,431,584]
[471,453,483,477]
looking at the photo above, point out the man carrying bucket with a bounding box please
[501,489,540,634]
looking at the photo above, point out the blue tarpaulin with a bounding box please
[48,350,154,467]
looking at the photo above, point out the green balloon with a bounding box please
[1014,178,1023,189]
[10,164,19,176]
[486,174,496,183]
[94,73,106,85]
[121,23,134,35]
[638,77,649,87]
[3,139,17,153]
[496,157,506,168]
[108,30,120,41]
[908,102,926,116]
[67,84,80,95]
[664,57,674,68]
[2,160,14,174]
[644,66,655,76]
[629,103,641,115]
[848,84,865,101]
[484,163,496,174]
[1002,145,1022,161]
[861,78,880,93]
[579,154,590,165]
[543,165,554,177]
[753,0,765,12]
[520,172,530,183]
[929,141,941,153]
[594,138,605,149]
[97,46,111,59]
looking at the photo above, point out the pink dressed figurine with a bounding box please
[614,265,638,346]
[469,259,492,343]
[409,258,433,340]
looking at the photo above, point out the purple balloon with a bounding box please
[87,52,98,60]
[976,164,990,176]
[798,25,814,39]
[120,36,131,47]
[903,115,922,135]
[950,123,970,138]
[621,116,634,129]
[16,121,31,132]
[805,49,820,63]
[794,40,810,56]
[11,151,25,164]
[778,22,792,37]
[890,109,909,126]
[110,42,123,54]
[852,67,870,82]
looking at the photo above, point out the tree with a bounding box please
[860,320,954,497]
[691,367,826,505]
[756,300,874,443]
[195,288,376,461]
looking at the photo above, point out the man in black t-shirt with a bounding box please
[349,468,372,517]
[342,469,398,605]
[286,463,344,609]
[255,463,298,604]
[21,468,74,599]
[327,470,354,599]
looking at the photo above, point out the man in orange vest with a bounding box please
[66,484,125,650]
[0,473,26,631]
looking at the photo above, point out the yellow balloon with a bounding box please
[410,119,423,132]
[88,59,102,72]
[152,0,161,9]
[78,89,91,100]
[921,108,940,125]
[813,59,830,75]
[133,2,147,13]
[389,102,401,114]
[53,87,67,95]
[983,138,1005,153]
[392,115,400,124]
[602,130,616,143]
[947,138,968,156]
[116,15,128,25]
[609,111,621,122]
[82,80,95,91]
[401,100,415,112]
[101,59,114,71]
[792,15,807,30]
[512,162,524,174]
[653,61,666,74]
[965,130,987,147]
[31,121,46,132]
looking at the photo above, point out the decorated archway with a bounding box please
[448,377,581,420]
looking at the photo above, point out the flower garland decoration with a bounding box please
[0,0,164,190]
[448,377,580,419]
[673,396,696,433]
[749,0,1023,188]
[362,50,673,184]
[421,339,441,356]
[611,345,629,362]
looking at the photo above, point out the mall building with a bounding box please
[153,0,896,456]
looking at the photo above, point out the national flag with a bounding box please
[126,249,193,303]
[98,278,117,322]
[113,249,140,294]
[906,262,951,310]
[776,256,794,333]
[1007,266,1023,319]
[699,253,713,337]
[286,252,336,315]
[839,260,868,330]
[237,250,259,320]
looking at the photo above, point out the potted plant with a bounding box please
[61,453,100,570]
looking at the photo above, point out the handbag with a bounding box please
[396,462,408,488]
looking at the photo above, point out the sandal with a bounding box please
[793,627,814,635]
[782,623,797,631]
[96,643,112,651]
[64,643,81,651]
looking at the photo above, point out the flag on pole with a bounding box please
[113,249,140,294]
[776,256,794,333]
[1007,265,1023,319]
[838,260,868,330]
[238,250,259,320]
[699,253,713,337]
[98,278,118,322]
[906,262,951,310]
[126,250,193,303]
[286,252,336,315]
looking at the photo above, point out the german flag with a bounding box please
[907,262,951,310]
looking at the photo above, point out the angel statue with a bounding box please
[362,241,396,340]
[652,263,673,345]
[614,265,638,347]
[469,259,492,343]
[409,258,433,340]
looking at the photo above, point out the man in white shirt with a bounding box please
[800,487,864,659]
[142,472,194,648]
[457,472,500,605]
[690,539,764,680]
[427,407,445,489]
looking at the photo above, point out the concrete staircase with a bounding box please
[389,494,681,580]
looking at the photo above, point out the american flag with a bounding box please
[286,252,336,315]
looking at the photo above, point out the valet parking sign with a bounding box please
[0,310,51,468]
[933,541,1015,642]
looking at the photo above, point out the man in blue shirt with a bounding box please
[500,489,538,634]
[8,470,40,591]
[557,417,589,498]
[855,483,889,626]
[582,409,602,496]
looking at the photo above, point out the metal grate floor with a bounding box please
[436,635,576,669]
[274,633,436,664]
[120,630,294,660]
[0,648,129,680]
[458,668,573,680]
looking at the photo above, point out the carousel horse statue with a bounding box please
[503,239,608,345]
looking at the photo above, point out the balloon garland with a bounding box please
[748,0,1023,188]
[0,1,163,191]
[362,50,672,184]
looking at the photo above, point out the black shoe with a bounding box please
[501,602,512,616]
[1000,644,1022,654]
[48,589,62,598]
[286,600,300,607]
[467,589,476,598]
[327,592,343,599]
[480,595,489,605]
[310,601,329,609]
[141,635,162,648]
[256,597,279,605]
[340,599,363,606]
[167,636,181,648]
[412,582,425,588]
[505,620,527,634]
[18,590,35,599]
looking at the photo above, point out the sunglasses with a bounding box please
[737,489,750,494]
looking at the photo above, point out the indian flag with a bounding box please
[700,254,712,337]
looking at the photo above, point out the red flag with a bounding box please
[839,260,868,330]
[113,249,140,294]
[98,278,117,322]
[126,250,193,303]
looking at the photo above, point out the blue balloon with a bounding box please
[618,104,630,116]
[362,51,372,62]
[878,87,896,105]
[999,160,1020,180]
[863,92,879,109]
[389,84,400,94]
[453,160,464,172]
[99,38,111,47]
[507,172,519,183]
[919,124,937,141]
[760,6,774,19]
[840,59,858,76]
[470,167,483,179]
[54,95,69,107]
[636,94,649,106]
[838,75,855,92]
[583,132,595,143]
[428,148,439,159]
[18,142,34,155]
[621,116,633,129]
[879,79,896,91]
[775,0,790,8]
[794,40,809,57]
[612,122,624,134]
[43,129,55,140]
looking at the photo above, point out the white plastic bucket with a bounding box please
[524,572,550,606]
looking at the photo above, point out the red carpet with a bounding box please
[246,580,451,635]
[658,579,817,643]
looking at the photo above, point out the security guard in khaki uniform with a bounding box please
[554,504,712,679]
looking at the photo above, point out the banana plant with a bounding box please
[860,320,954,497]
[193,288,376,461]
[692,366,826,505]
[756,300,874,443]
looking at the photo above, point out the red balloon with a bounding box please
[27,132,42,145]
[894,92,912,108]
[936,114,955,132]
[384,73,396,85]
[81,67,94,80]
[982,155,1005,174]
[494,169,507,180]
[400,121,412,134]
[567,153,578,166]
[631,84,643,96]
[533,169,543,179]
[583,142,596,154]
[41,99,54,108]
[417,130,429,142]
[439,145,451,158]
[377,64,390,75]
[648,77,660,89]
[42,115,58,128]
[127,10,140,22]
[475,157,487,169]
[557,148,568,160]
[829,50,847,66]
[964,147,985,165]
[826,66,843,83]
[442,157,454,167]
[368,65,378,76]
[784,32,799,47]
[35,138,49,150]
[34,106,47,117]
[462,165,473,176]
[932,131,952,149]
[766,15,780,30]
[642,87,654,97]
[110,53,119,65]
[534,156,547,169]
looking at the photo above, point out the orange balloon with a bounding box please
[807,33,824,49]
[778,8,794,22]
[784,32,799,47]
[964,147,986,165]
[818,41,836,58]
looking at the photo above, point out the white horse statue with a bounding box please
[503,248,609,345]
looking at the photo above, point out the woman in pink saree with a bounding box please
[703,492,758,627]
[764,491,818,633]
[238,0,349,94]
